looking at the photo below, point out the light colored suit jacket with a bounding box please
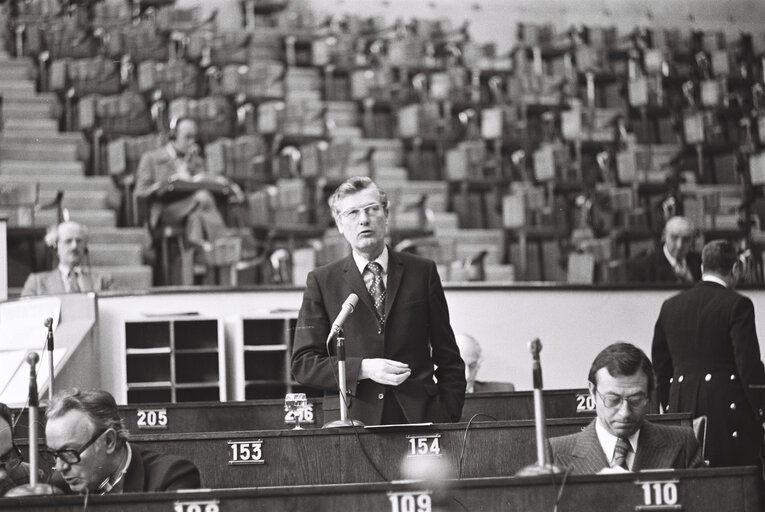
[20,269,115,297]
[549,419,703,475]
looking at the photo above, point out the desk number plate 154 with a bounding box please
[284,402,315,425]
[228,440,265,465]
[635,479,681,511]
[406,434,441,457]
[174,500,220,512]
[136,408,168,429]
[388,491,432,512]
[574,393,596,413]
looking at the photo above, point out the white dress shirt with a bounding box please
[595,419,640,470]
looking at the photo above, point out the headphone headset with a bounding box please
[45,222,89,255]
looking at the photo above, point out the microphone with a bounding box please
[45,317,54,402]
[330,293,359,337]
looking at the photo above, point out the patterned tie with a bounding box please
[365,262,386,324]
[67,270,81,293]
[612,437,631,470]
[674,261,693,283]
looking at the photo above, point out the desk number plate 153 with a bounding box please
[406,434,441,457]
[388,491,432,512]
[284,402,315,425]
[635,479,681,511]
[574,393,596,413]
[136,408,168,429]
[174,500,220,512]
[228,440,265,465]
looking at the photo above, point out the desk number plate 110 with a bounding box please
[136,408,168,429]
[388,491,432,512]
[228,440,265,465]
[174,500,220,512]
[406,433,441,457]
[635,479,681,511]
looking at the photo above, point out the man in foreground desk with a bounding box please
[291,177,466,425]
[42,389,200,494]
[550,342,703,474]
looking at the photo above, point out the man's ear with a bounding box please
[103,429,119,454]
[588,381,596,401]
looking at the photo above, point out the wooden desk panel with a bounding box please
[2,467,759,512]
[19,414,692,489]
[14,388,632,437]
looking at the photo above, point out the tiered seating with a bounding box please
[4,1,765,287]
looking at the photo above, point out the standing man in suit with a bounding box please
[549,342,703,474]
[43,389,200,494]
[20,221,115,297]
[627,216,702,284]
[134,117,229,256]
[652,239,765,469]
[291,177,466,425]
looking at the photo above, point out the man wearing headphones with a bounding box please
[134,117,229,267]
[20,221,115,297]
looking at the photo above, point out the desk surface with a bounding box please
[2,467,759,512]
[13,388,645,437]
[20,414,692,489]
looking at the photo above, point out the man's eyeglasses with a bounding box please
[42,429,108,466]
[338,203,384,221]
[594,389,649,409]
[0,444,23,471]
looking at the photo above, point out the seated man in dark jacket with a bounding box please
[43,389,200,494]
[627,216,701,284]
[0,403,35,496]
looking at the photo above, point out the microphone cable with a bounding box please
[456,413,498,480]
[552,464,573,512]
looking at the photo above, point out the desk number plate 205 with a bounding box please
[228,440,265,465]
[136,408,168,429]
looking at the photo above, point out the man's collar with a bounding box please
[702,274,728,288]
[352,246,389,275]
[595,418,641,459]
[58,264,81,276]
[662,244,680,267]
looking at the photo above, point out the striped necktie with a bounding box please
[612,437,631,470]
[365,262,386,324]
[67,270,81,293]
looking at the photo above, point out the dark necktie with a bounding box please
[365,262,386,324]
[674,262,693,283]
[67,270,81,293]
[612,437,631,470]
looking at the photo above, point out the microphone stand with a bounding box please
[4,353,59,496]
[45,317,54,402]
[516,338,562,476]
[323,331,364,428]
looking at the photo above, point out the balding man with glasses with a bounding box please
[548,343,703,474]
[291,177,465,426]
[43,389,200,494]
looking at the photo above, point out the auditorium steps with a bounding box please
[3,118,60,132]
[0,160,85,176]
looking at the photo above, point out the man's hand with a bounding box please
[360,358,411,386]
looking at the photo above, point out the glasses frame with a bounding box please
[594,388,649,410]
[0,443,23,471]
[338,203,385,222]
[43,428,109,466]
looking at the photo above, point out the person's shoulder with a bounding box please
[133,445,200,478]
[392,250,436,269]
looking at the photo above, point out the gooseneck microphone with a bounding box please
[26,352,40,486]
[330,293,359,338]
[45,317,54,402]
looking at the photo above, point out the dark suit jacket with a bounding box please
[134,145,206,229]
[20,269,114,297]
[627,249,702,283]
[52,443,200,494]
[549,419,703,475]
[0,461,33,496]
[652,281,765,468]
[291,249,466,425]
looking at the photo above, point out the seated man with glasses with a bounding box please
[0,403,34,496]
[43,389,200,494]
[549,342,703,474]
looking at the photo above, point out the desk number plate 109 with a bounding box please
[228,440,265,465]
[574,393,596,413]
[136,408,168,429]
[388,491,432,512]
[406,434,441,457]
[635,479,681,511]
[284,402,315,425]
[173,500,220,512]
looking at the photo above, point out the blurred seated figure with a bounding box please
[0,403,34,496]
[43,389,200,494]
[627,216,701,284]
[456,333,515,393]
[134,117,232,268]
[21,221,115,297]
